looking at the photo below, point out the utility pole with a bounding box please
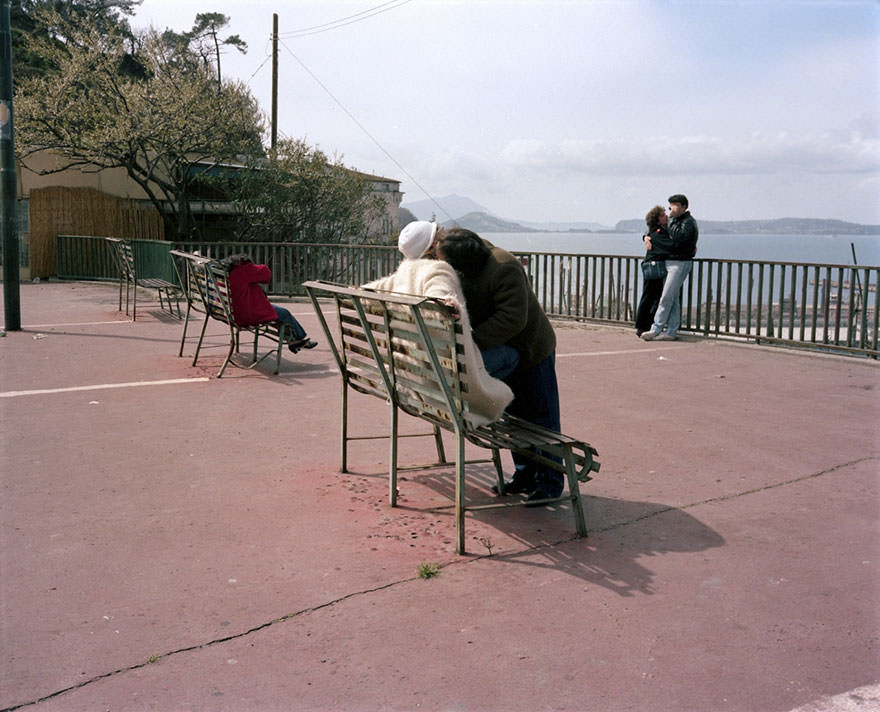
[1,0,21,331]
[271,13,278,153]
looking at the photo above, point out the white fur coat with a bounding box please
[364,259,513,426]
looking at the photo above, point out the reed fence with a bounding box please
[29,187,164,278]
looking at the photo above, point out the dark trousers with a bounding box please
[272,304,307,340]
[635,278,664,334]
[505,353,563,495]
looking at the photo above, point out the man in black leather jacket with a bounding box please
[667,196,699,260]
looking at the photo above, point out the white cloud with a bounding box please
[131,0,880,225]
[497,131,880,176]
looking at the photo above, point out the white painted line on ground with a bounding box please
[7,320,133,328]
[1,377,210,398]
[786,683,880,712]
[558,346,688,358]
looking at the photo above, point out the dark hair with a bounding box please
[668,193,689,209]
[219,253,252,271]
[645,205,665,232]
[436,228,491,278]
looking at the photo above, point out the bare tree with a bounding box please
[14,13,265,239]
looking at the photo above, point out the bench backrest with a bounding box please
[107,237,135,279]
[304,281,477,433]
[169,250,215,311]
[203,263,237,326]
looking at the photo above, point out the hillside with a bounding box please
[401,195,491,222]
[439,212,537,233]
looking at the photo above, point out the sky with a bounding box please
[130,0,880,227]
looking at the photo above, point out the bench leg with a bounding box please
[216,327,236,378]
[340,380,350,473]
[179,303,192,357]
[275,323,288,375]
[275,339,283,374]
[432,424,447,464]
[491,448,505,493]
[454,433,467,555]
[389,402,399,507]
[165,289,180,318]
[563,447,587,537]
[192,314,210,366]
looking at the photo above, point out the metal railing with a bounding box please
[56,236,879,358]
[57,235,178,283]
[171,240,401,294]
[518,251,878,357]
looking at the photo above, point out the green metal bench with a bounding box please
[303,279,600,555]
[171,250,296,377]
[106,237,180,320]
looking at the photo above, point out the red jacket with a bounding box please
[226,262,278,326]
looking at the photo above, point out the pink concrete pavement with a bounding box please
[1,280,878,712]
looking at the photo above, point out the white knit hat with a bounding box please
[398,221,438,259]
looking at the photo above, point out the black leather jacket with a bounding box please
[667,211,699,259]
[644,226,674,260]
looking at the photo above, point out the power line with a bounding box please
[278,0,414,39]
[244,51,272,86]
[239,1,413,89]
[278,38,452,221]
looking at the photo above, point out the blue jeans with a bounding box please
[505,353,563,496]
[272,305,307,340]
[481,344,520,380]
[650,260,692,337]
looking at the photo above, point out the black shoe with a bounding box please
[491,477,535,495]
[288,337,317,353]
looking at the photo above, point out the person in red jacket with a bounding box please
[220,254,317,353]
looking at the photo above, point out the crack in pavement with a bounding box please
[3,455,875,711]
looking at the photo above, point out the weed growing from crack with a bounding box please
[417,562,441,579]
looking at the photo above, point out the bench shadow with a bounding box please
[142,308,183,323]
[189,354,337,383]
[396,463,726,598]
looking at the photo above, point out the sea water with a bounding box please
[489,232,880,266]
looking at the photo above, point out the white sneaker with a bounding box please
[640,330,659,341]
[656,333,678,341]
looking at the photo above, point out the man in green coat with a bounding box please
[436,228,563,502]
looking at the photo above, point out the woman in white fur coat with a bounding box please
[363,221,513,426]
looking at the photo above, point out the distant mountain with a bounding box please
[400,194,491,222]
[399,195,879,235]
[399,206,418,226]
[516,220,614,232]
[440,212,537,233]
[615,217,879,235]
